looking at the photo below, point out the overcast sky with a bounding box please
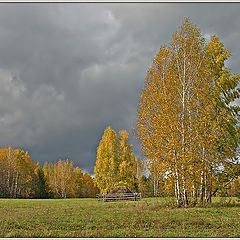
[0,3,239,173]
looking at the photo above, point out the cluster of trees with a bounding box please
[43,160,99,198]
[136,18,240,207]
[0,147,99,198]
[0,147,37,198]
[94,126,145,194]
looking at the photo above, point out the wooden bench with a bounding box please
[96,192,141,202]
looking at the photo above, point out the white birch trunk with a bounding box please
[175,163,182,207]
[13,172,19,198]
[199,146,206,205]
[181,164,188,207]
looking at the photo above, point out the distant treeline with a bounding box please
[0,147,99,198]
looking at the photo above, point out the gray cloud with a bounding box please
[0,3,239,173]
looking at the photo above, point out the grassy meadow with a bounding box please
[0,197,240,238]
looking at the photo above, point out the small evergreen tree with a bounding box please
[36,166,49,199]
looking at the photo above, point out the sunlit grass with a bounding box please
[0,197,239,237]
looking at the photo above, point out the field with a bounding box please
[0,197,240,237]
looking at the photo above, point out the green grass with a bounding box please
[0,197,240,237]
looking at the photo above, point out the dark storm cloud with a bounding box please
[0,3,239,173]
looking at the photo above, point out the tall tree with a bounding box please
[118,130,136,190]
[94,126,119,193]
[136,18,240,207]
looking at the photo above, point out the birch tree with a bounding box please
[137,18,239,207]
[118,130,136,190]
[94,126,119,193]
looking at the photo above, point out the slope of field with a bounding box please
[0,197,239,237]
